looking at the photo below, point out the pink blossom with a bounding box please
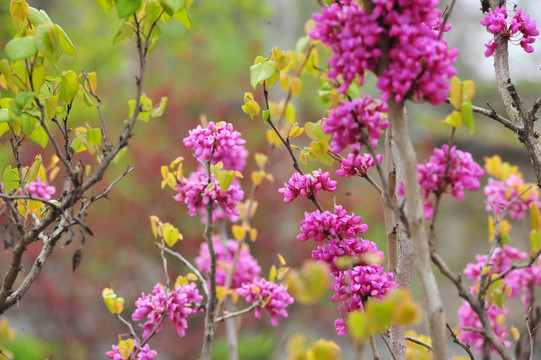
[132,283,203,339]
[278,170,337,203]
[484,174,540,221]
[481,6,539,56]
[336,153,383,178]
[106,339,158,360]
[174,167,244,222]
[195,238,261,289]
[26,178,55,200]
[183,121,247,171]
[236,277,294,326]
[298,205,368,243]
[457,301,510,354]
[322,96,388,153]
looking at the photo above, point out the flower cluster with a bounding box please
[463,245,541,309]
[183,121,247,171]
[132,283,203,339]
[457,301,510,355]
[336,153,383,178]
[296,205,395,335]
[278,170,337,203]
[106,339,158,360]
[195,238,261,289]
[310,0,457,105]
[174,167,244,222]
[484,174,540,221]
[27,178,55,200]
[481,6,539,57]
[236,277,294,326]
[297,205,368,242]
[309,0,383,93]
[399,144,484,219]
[322,96,388,153]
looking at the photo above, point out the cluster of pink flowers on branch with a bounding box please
[183,121,247,171]
[195,238,261,289]
[174,168,244,222]
[458,245,541,353]
[484,174,540,221]
[399,144,484,219]
[481,6,539,57]
[106,339,158,360]
[336,153,383,178]
[310,0,457,105]
[278,170,337,203]
[235,278,294,326]
[322,95,388,153]
[26,178,56,200]
[132,283,203,339]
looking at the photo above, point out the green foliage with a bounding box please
[211,333,274,360]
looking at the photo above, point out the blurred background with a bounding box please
[0,0,541,358]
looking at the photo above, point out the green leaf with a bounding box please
[34,24,62,63]
[173,8,191,28]
[318,78,332,105]
[163,222,181,247]
[530,230,541,252]
[0,109,9,123]
[461,101,474,133]
[71,138,86,153]
[87,128,102,146]
[163,0,188,13]
[0,123,10,139]
[284,103,296,124]
[5,36,37,62]
[26,155,42,183]
[250,61,278,89]
[116,0,142,18]
[295,35,311,53]
[450,76,462,109]
[59,71,79,103]
[530,203,541,231]
[27,7,46,25]
[56,25,77,56]
[150,97,167,118]
[268,265,277,282]
[262,110,270,123]
[28,125,49,148]
[21,114,37,135]
[113,147,127,164]
[93,0,114,13]
[32,65,45,91]
[441,110,462,128]
[3,166,20,195]
[216,170,234,192]
[347,311,368,340]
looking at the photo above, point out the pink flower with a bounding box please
[183,121,247,171]
[336,153,383,178]
[298,205,368,243]
[278,170,337,203]
[323,96,388,153]
[132,283,203,339]
[195,238,261,289]
[236,278,294,326]
[26,178,55,200]
[481,6,539,57]
[484,174,540,221]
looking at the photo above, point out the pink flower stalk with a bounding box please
[457,301,510,354]
[310,0,457,105]
[174,167,244,221]
[481,6,539,57]
[336,153,383,178]
[106,339,158,360]
[26,178,55,200]
[298,205,368,242]
[278,170,337,203]
[236,277,294,326]
[195,238,261,289]
[183,121,247,171]
[132,283,203,339]
[322,96,388,153]
[399,144,484,219]
[484,174,540,221]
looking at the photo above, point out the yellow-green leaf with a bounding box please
[269,265,277,282]
[450,76,462,109]
[163,222,181,247]
[461,101,474,133]
[10,0,29,22]
[56,24,76,56]
[442,110,462,128]
[59,71,79,103]
[232,224,246,241]
[462,80,475,102]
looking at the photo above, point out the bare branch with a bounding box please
[215,301,260,323]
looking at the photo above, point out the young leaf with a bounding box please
[56,25,77,56]
[34,23,62,63]
[0,109,9,123]
[269,265,277,282]
[442,111,462,128]
[461,101,474,133]
[28,125,49,148]
[449,76,462,109]
[116,0,142,18]
[92,0,114,13]
[262,110,270,123]
[250,61,278,89]
[163,0,188,13]
[232,224,246,241]
[59,71,79,103]
[5,37,37,62]
[10,0,29,22]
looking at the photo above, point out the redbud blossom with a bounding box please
[278,170,337,203]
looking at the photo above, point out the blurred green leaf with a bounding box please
[116,0,142,18]
[250,61,277,89]
[5,37,37,62]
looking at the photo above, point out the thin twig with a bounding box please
[369,336,381,360]
[379,333,398,360]
[161,246,208,296]
[404,336,433,351]
[214,301,260,323]
[446,323,476,360]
